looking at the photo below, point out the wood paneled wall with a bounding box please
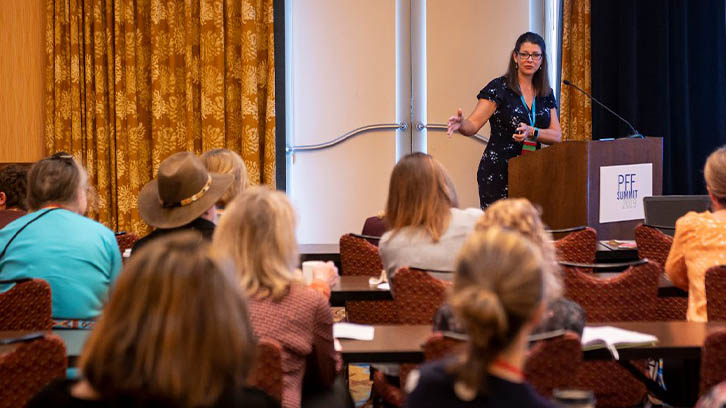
[0,0,45,163]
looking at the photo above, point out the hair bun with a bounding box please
[451,287,508,348]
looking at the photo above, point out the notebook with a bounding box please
[581,326,658,360]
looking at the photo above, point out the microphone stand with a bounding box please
[562,80,643,139]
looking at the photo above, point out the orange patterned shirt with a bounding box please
[665,211,726,322]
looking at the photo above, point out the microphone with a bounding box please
[562,80,643,139]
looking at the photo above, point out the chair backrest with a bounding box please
[248,338,282,402]
[339,233,384,277]
[423,332,465,362]
[0,334,66,408]
[115,232,139,256]
[700,328,726,396]
[524,332,583,398]
[391,267,450,325]
[0,279,53,330]
[563,260,660,322]
[706,265,726,321]
[554,227,597,264]
[634,223,673,267]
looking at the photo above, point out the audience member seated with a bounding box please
[666,146,726,322]
[213,187,344,408]
[0,164,28,228]
[406,227,556,408]
[434,198,586,337]
[133,151,233,253]
[201,148,249,217]
[27,232,279,408]
[0,153,121,324]
[378,153,482,285]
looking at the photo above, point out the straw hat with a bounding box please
[138,152,233,229]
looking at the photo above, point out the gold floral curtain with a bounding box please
[45,0,275,235]
[560,0,591,141]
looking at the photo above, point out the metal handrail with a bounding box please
[286,122,408,153]
[416,122,490,144]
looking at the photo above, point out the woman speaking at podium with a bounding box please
[447,32,562,208]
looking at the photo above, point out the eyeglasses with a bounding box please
[517,52,543,61]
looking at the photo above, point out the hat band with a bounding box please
[160,175,213,208]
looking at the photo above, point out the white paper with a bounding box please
[582,326,657,347]
[333,323,375,341]
[599,163,653,223]
[377,282,390,290]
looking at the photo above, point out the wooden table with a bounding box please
[338,321,713,364]
[330,273,686,307]
[330,275,393,306]
[0,329,88,367]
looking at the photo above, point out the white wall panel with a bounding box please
[425,0,531,208]
[288,0,397,244]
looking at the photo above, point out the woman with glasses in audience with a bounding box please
[0,153,121,328]
[447,32,562,209]
[28,232,278,408]
[406,227,556,407]
[213,187,347,408]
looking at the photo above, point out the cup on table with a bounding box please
[302,261,327,285]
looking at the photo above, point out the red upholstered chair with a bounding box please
[0,334,66,408]
[0,279,53,331]
[423,332,465,362]
[248,338,283,402]
[706,265,726,321]
[339,234,398,324]
[553,227,597,264]
[524,332,583,399]
[115,232,139,259]
[700,328,726,396]
[372,268,452,407]
[563,260,660,407]
[634,224,685,321]
[391,267,451,325]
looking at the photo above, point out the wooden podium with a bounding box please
[508,137,663,240]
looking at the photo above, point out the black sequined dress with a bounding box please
[476,76,558,208]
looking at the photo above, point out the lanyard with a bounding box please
[520,94,536,127]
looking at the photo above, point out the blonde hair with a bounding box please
[476,198,562,300]
[385,153,454,242]
[450,227,544,395]
[79,232,256,407]
[201,149,249,208]
[213,186,299,300]
[705,146,726,204]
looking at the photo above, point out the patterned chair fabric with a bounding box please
[701,328,726,396]
[115,232,139,255]
[554,227,597,264]
[634,224,686,321]
[524,332,583,399]
[372,272,452,408]
[391,267,451,325]
[0,334,66,408]
[634,224,673,267]
[564,261,659,407]
[248,338,283,402]
[423,332,465,362]
[339,234,398,324]
[706,265,726,321]
[0,279,53,331]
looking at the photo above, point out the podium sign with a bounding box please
[599,163,653,223]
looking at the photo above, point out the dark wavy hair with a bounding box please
[0,165,29,210]
[504,32,552,98]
